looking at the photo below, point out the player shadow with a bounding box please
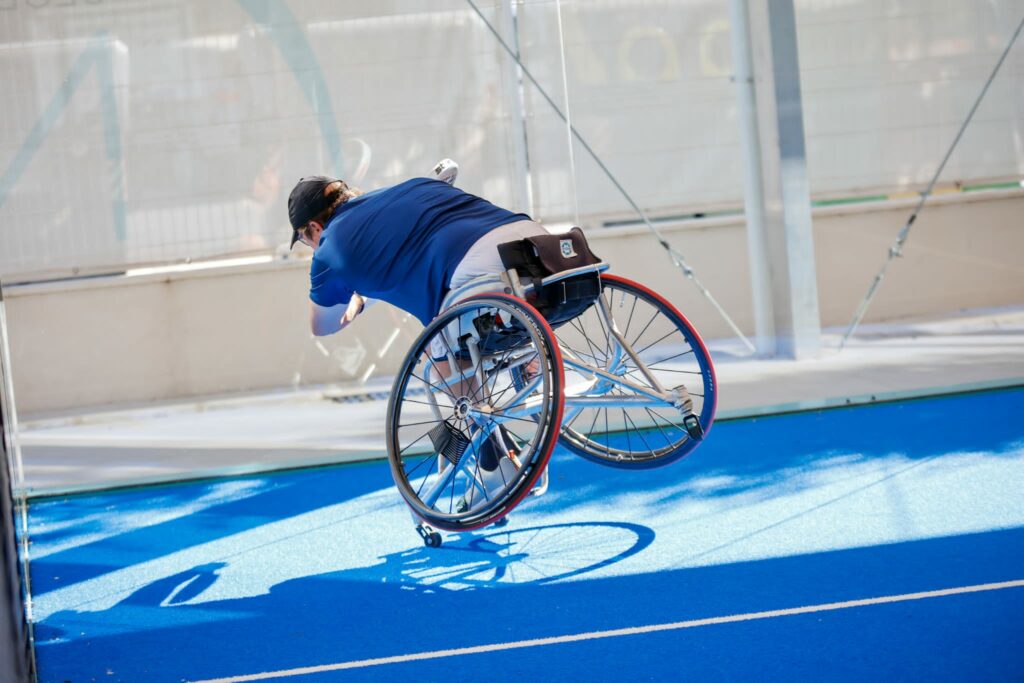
[119,562,228,606]
[26,463,398,597]
[31,524,1024,683]
[27,387,1021,609]
[26,389,1023,683]
[31,519,654,676]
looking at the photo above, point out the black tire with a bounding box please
[387,294,564,531]
[552,274,717,468]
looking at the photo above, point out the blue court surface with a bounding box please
[26,387,1024,682]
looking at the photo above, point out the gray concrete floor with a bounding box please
[14,306,1024,496]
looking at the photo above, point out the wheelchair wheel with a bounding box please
[552,274,717,468]
[386,294,564,531]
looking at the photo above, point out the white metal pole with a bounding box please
[0,284,33,682]
[554,0,580,226]
[499,0,534,214]
[729,0,775,357]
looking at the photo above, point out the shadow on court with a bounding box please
[27,388,1024,682]
[31,526,1024,682]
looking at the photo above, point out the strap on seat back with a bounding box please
[497,227,604,325]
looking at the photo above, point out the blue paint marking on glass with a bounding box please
[94,33,127,243]
[0,34,127,241]
[236,0,344,176]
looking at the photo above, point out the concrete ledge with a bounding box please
[5,190,1024,415]
[15,305,1024,497]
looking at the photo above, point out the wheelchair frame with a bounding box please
[388,263,717,547]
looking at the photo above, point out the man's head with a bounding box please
[287,176,355,249]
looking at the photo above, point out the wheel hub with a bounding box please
[454,396,472,419]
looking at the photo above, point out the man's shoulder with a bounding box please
[309,250,332,275]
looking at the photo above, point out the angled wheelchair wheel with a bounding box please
[386,294,564,532]
[552,274,717,468]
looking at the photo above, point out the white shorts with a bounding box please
[448,219,549,291]
[430,219,549,360]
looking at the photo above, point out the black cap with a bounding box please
[288,175,340,247]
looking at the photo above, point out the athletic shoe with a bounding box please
[457,443,520,512]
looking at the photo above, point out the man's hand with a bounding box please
[341,294,366,325]
[311,294,373,336]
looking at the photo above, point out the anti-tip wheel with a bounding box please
[424,532,443,548]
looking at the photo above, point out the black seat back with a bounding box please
[497,227,603,326]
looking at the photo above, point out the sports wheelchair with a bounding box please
[386,230,717,547]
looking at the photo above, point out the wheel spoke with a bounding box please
[603,406,610,454]
[405,452,439,479]
[585,408,601,446]
[622,407,632,454]
[412,370,459,403]
[398,418,455,430]
[643,366,701,375]
[573,317,608,370]
[646,349,697,367]
[622,293,639,341]
[621,409,659,456]
[490,412,547,426]
[629,308,660,349]
[400,397,449,409]
[644,407,677,450]
[398,430,433,456]
[634,328,680,357]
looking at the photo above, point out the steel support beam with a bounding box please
[731,0,821,358]
[0,285,33,682]
[499,0,533,214]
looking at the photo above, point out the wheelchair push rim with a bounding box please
[551,273,717,468]
[386,294,564,531]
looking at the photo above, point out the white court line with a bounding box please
[191,579,1024,683]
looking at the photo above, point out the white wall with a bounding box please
[6,190,1022,416]
[2,0,1021,279]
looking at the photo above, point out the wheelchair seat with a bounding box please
[523,263,608,326]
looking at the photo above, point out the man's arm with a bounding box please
[310,294,366,336]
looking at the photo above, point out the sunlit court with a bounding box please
[0,1,1022,681]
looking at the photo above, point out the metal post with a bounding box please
[729,0,775,356]
[743,0,822,359]
[498,0,534,214]
[0,284,33,682]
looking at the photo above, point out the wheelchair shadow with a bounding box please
[354,520,656,591]
[31,521,655,664]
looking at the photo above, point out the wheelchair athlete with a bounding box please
[287,165,551,500]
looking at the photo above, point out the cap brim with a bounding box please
[289,229,300,249]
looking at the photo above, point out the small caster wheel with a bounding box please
[493,516,509,528]
[416,523,443,548]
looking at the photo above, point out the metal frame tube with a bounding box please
[0,285,33,682]
[729,0,775,356]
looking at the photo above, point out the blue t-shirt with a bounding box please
[308,178,530,325]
